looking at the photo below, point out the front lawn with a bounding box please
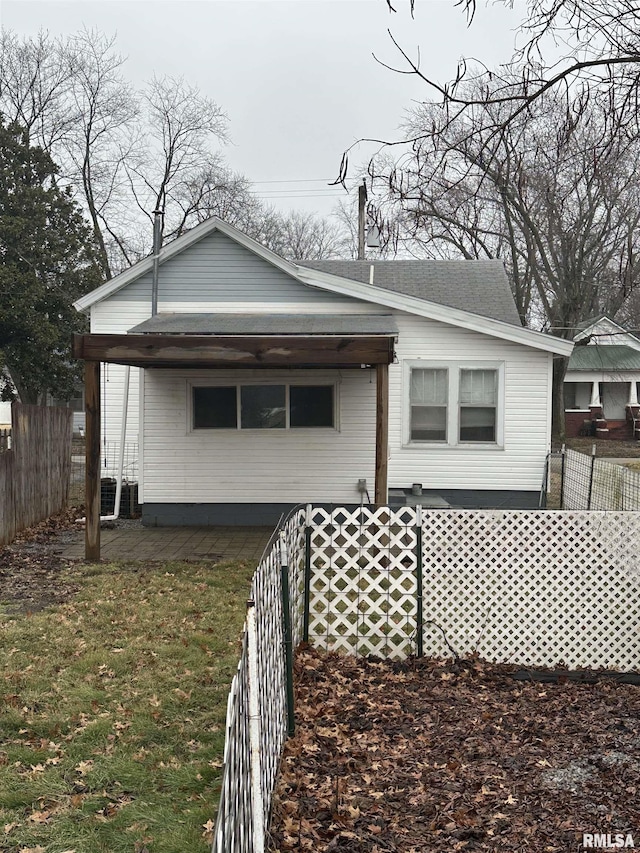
[0,554,253,853]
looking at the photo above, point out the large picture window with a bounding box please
[407,363,502,446]
[193,383,335,430]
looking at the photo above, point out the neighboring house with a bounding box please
[73,218,572,525]
[565,316,640,440]
[0,401,10,429]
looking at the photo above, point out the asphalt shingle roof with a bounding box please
[299,259,522,327]
[129,313,398,336]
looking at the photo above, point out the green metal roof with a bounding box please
[568,345,640,371]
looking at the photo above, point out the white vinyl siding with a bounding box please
[142,368,375,504]
[88,253,553,502]
[90,276,382,467]
[388,313,552,492]
[89,300,149,449]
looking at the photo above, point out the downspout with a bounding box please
[101,365,131,521]
[77,365,130,523]
[151,208,163,316]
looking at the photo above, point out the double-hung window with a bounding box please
[459,369,497,442]
[410,368,448,441]
[407,363,502,446]
[193,383,335,430]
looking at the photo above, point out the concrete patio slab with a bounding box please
[60,524,274,563]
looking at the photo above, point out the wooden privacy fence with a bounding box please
[0,403,73,546]
[212,504,640,852]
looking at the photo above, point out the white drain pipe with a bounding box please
[101,364,131,521]
[77,365,130,523]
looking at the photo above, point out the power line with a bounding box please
[251,178,336,185]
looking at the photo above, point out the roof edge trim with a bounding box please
[73,218,309,312]
[295,266,574,356]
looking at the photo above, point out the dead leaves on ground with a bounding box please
[0,508,83,613]
[270,647,640,852]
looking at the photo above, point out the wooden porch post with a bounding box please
[85,361,101,561]
[375,362,389,505]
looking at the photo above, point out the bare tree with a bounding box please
[64,29,139,277]
[0,27,350,278]
[268,210,349,260]
[0,29,76,150]
[377,0,640,140]
[368,83,640,437]
[125,75,228,246]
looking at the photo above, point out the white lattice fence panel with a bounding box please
[308,506,419,659]
[421,511,640,670]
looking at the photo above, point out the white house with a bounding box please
[73,218,572,526]
[564,315,640,440]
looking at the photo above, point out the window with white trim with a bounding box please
[459,369,497,442]
[410,368,448,441]
[193,383,336,430]
[407,363,503,446]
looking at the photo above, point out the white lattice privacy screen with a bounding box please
[307,507,640,670]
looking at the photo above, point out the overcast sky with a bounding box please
[1,0,526,218]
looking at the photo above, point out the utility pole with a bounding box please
[357,179,367,260]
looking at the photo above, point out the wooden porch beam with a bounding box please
[73,333,394,368]
[85,361,101,562]
[375,362,389,505]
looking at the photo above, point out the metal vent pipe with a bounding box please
[151,208,163,316]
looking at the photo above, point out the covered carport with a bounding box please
[73,314,396,560]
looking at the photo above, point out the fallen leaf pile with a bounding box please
[270,647,640,852]
[0,508,82,613]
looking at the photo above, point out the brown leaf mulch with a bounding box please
[270,647,640,852]
[0,508,83,613]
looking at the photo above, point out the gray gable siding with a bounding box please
[115,230,363,304]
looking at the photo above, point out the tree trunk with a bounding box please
[551,355,568,444]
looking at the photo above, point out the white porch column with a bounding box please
[590,381,601,408]
[628,381,639,407]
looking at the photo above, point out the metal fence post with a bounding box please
[587,443,597,510]
[279,532,295,737]
[303,504,312,643]
[415,505,424,658]
[246,599,265,853]
[560,443,566,510]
